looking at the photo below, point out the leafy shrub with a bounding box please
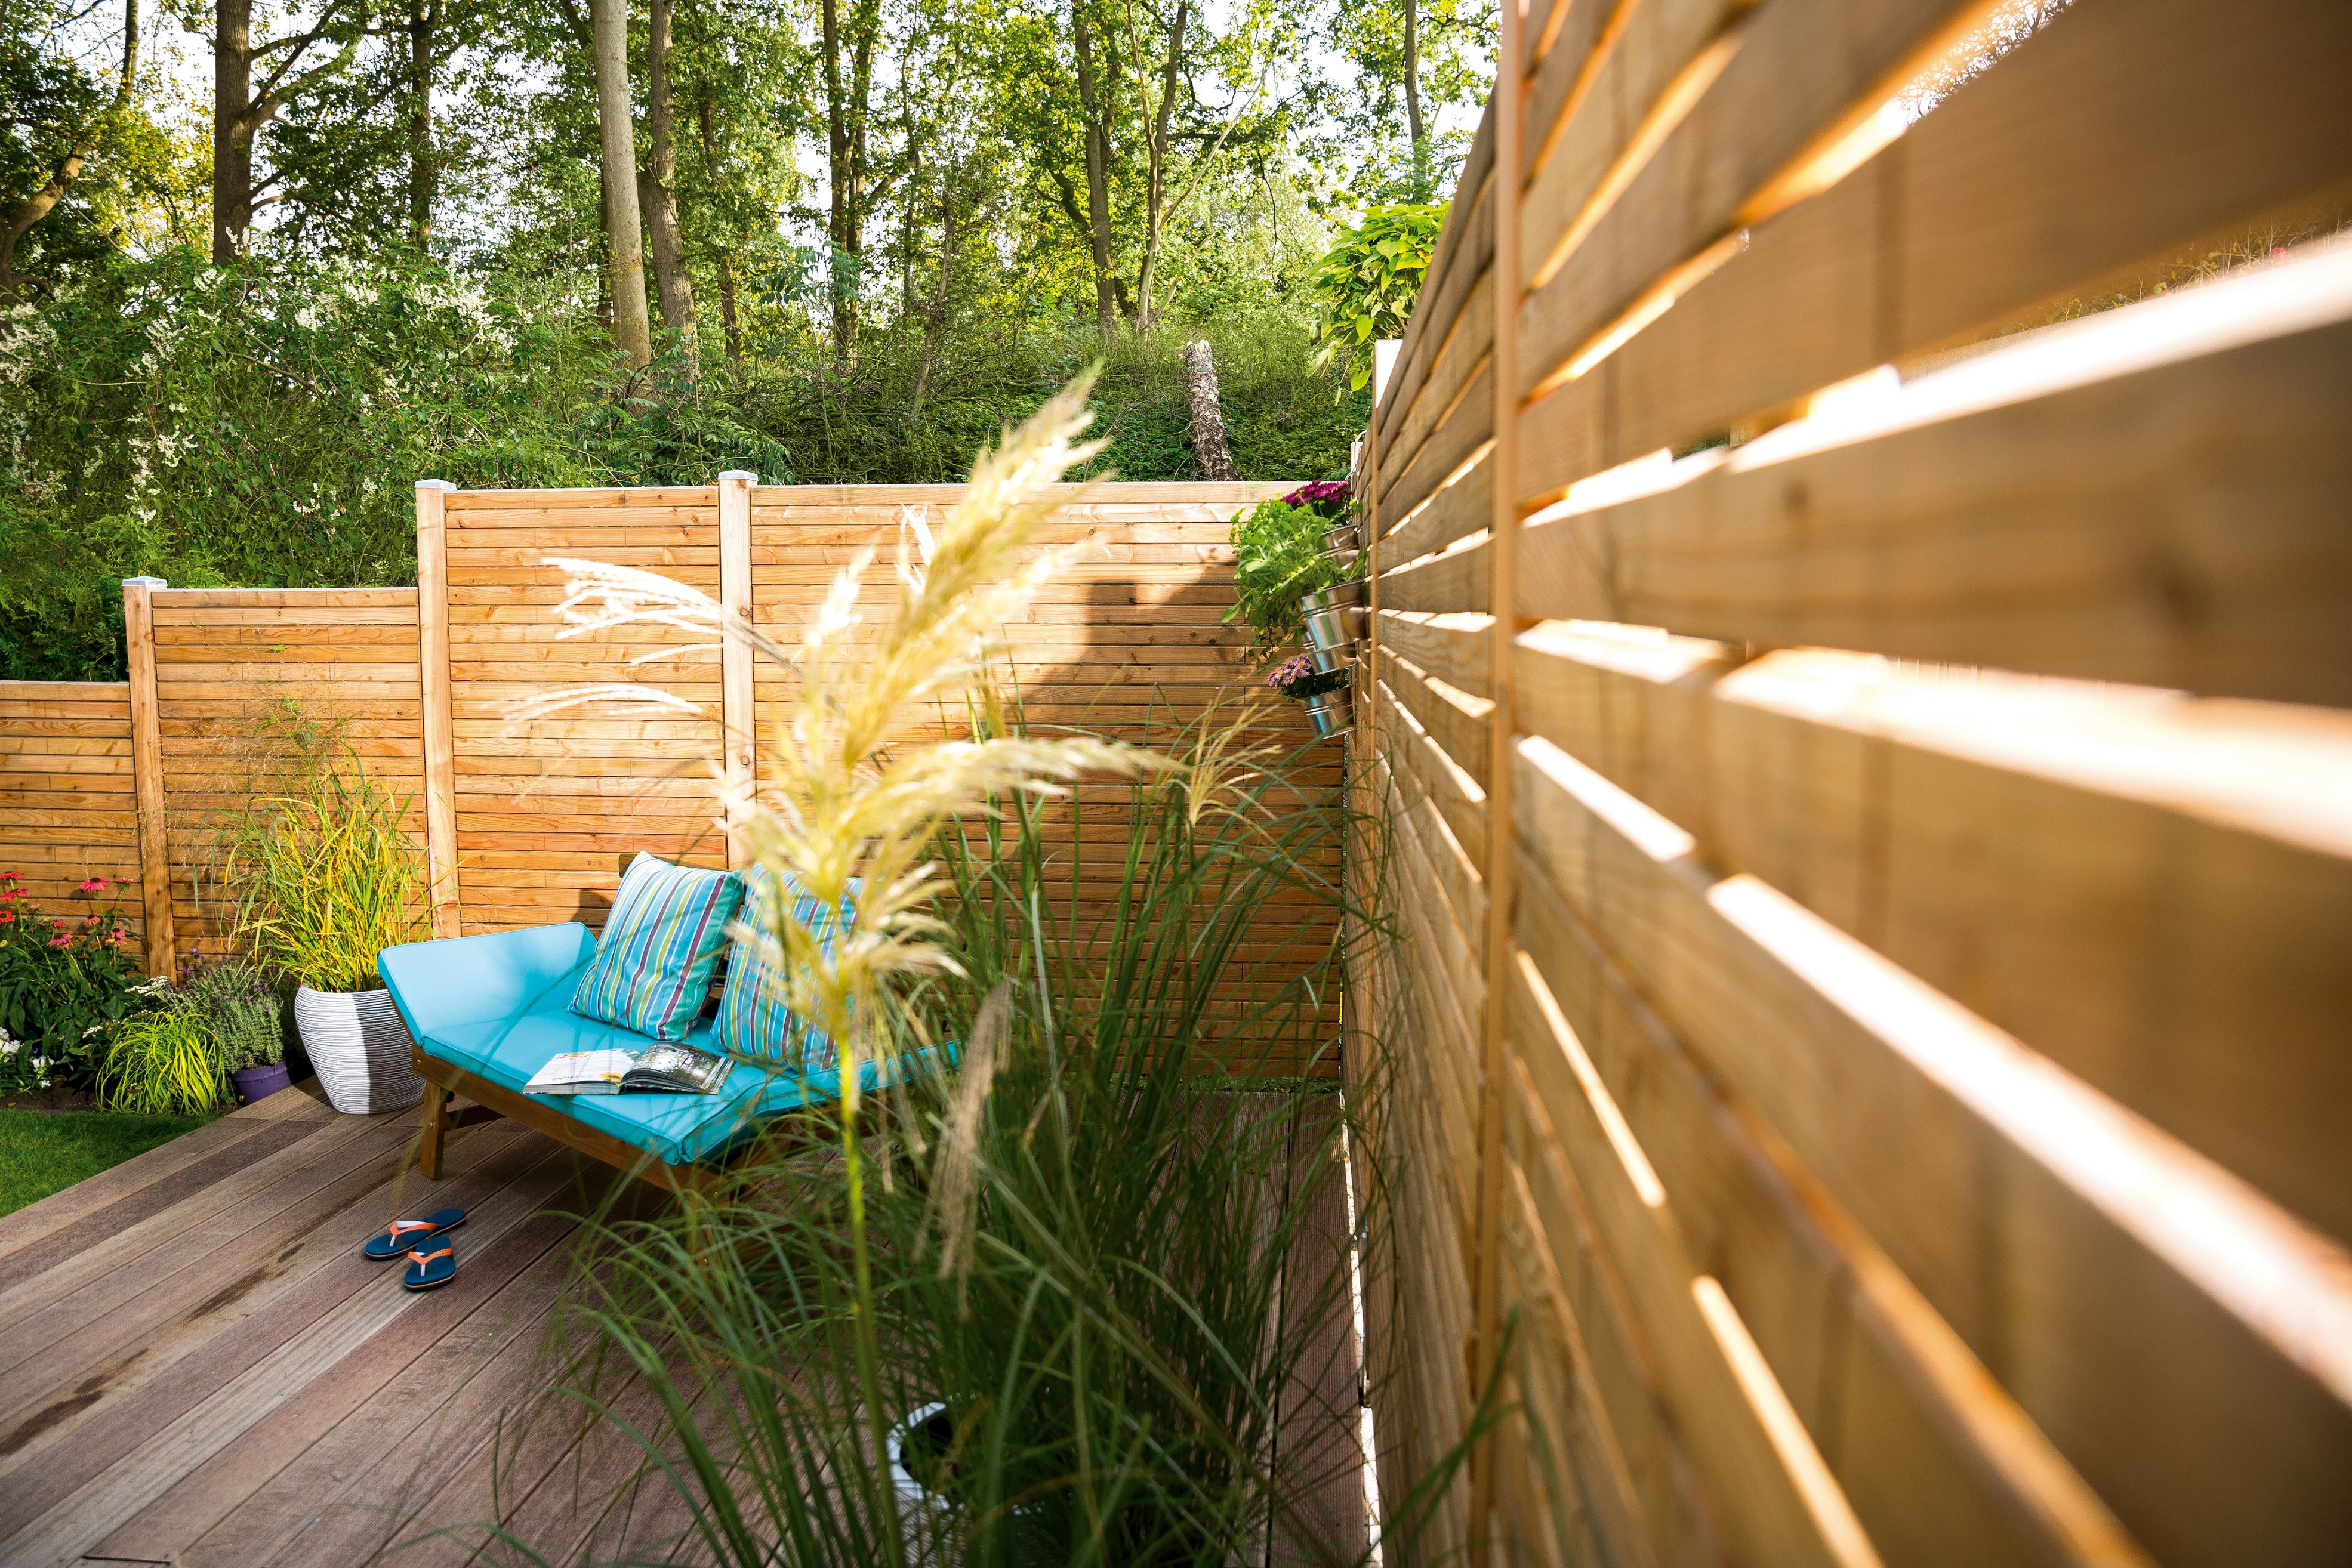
[0,872,146,1094]
[1307,204,1445,396]
[98,1010,230,1115]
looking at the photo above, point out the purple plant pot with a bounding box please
[232,1062,294,1106]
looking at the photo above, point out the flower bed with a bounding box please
[0,874,149,1095]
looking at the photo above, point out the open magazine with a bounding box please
[524,1042,733,1095]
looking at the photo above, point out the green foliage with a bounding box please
[220,751,428,993]
[0,873,146,1094]
[0,249,791,679]
[1225,490,1354,656]
[0,248,1359,681]
[1307,203,1444,396]
[98,1008,231,1115]
[0,1110,211,1217]
[169,957,284,1070]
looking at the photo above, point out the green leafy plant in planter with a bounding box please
[172,956,289,1103]
[221,754,430,1114]
[0,873,149,1095]
[1226,480,1356,658]
[98,1010,230,1115]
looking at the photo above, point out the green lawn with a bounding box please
[0,1110,215,1218]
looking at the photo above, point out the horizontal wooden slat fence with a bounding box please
[0,481,1345,1076]
[0,681,142,942]
[1348,0,2352,1563]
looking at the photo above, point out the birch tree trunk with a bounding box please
[1182,340,1238,481]
[591,0,653,367]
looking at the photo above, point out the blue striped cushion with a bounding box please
[569,853,744,1042]
[718,865,852,1068]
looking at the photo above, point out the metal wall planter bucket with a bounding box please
[1303,575,1367,669]
[1303,687,1352,736]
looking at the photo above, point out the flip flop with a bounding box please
[365,1209,467,1261]
[404,1242,458,1291]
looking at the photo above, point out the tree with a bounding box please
[211,0,366,261]
[588,0,652,364]
[0,0,137,297]
[640,0,696,359]
[403,0,446,246]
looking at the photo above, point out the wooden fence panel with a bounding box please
[440,485,729,936]
[0,681,141,952]
[1351,0,2352,1560]
[149,589,426,962]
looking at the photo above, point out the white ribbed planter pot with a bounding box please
[294,986,424,1115]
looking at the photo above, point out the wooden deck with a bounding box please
[0,1084,1368,1568]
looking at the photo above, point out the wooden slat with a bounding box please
[1512,730,2352,1568]
[1514,0,1976,404]
[1513,842,2148,1566]
[1552,0,2352,498]
[1515,249,2352,703]
[1524,626,2352,1245]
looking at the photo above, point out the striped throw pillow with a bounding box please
[569,853,744,1042]
[717,865,852,1069]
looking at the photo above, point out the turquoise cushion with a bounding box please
[719,865,855,1068]
[571,853,743,1042]
[424,956,923,1165]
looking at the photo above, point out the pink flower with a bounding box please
[0,871,19,881]
[47,934,70,948]
[79,878,107,893]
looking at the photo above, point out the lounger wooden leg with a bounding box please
[418,1082,450,1180]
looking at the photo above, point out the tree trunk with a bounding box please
[908,185,957,422]
[590,0,652,366]
[696,90,744,363]
[1132,0,1186,334]
[213,0,254,261]
[0,0,137,295]
[1182,340,1238,480]
[1069,0,1119,339]
[819,0,880,381]
[642,0,698,366]
[1404,0,1426,199]
[406,0,436,248]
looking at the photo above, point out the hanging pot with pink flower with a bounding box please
[1267,653,1353,738]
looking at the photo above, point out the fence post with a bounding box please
[717,471,757,868]
[1472,0,1526,1550]
[416,480,461,938]
[120,576,174,978]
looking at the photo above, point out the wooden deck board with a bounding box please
[0,1084,1370,1568]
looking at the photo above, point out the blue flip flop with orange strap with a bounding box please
[363,1209,467,1261]
[403,1241,458,1291]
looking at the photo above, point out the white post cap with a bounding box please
[416,478,457,490]
[717,470,758,483]
[121,576,168,588]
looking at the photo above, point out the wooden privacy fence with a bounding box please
[2,480,1350,1075]
[1345,0,2352,1563]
